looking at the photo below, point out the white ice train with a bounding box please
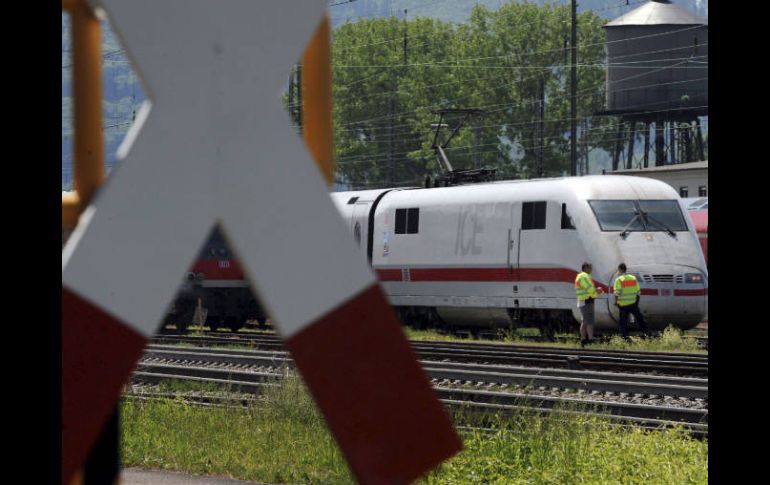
[332,175,708,334]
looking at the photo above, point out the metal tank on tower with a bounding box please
[598,0,707,169]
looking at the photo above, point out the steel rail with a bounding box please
[121,391,707,438]
[160,328,706,348]
[152,333,706,360]
[128,365,707,432]
[150,334,708,376]
[142,346,709,400]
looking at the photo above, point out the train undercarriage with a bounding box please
[165,284,267,332]
[394,305,578,340]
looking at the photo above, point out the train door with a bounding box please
[516,201,549,270]
[509,202,521,277]
[515,201,559,314]
[350,202,370,253]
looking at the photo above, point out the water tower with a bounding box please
[599,0,707,169]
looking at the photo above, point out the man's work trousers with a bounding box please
[618,302,648,337]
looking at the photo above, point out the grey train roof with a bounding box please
[605,1,708,27]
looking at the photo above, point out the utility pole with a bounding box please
[581,118,589,175]
[626,121,636,169]
[288,66,295,127]
[389,98,395,186]
[296,63,303,134]
[538,77,545,178]
[388,9,408,186]
[570,0,577,176]
[474,123,481,169]
[403,9,408,66]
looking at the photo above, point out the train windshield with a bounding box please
[588,200,644,231]
[589,200,687,232]
[637,200,688,232]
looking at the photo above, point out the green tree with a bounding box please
[332,3,608,188]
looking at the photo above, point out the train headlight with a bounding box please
[684,273,703,284]
[196,272,205,281]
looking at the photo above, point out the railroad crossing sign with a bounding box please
[62,1,461,484]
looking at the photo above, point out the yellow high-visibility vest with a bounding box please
[575,272,598,301]
[613,274,640,307]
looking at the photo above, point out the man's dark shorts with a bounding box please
[579,299,595,326]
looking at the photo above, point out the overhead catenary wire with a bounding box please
[332,75,708,141]
[336,63,696,129]
[333,21,702,62]
[331,0,651,54]
[336,33,705,126]
[334,58,707,69]
[334,102,707,165]
[330,29,703,100]
[332,56,704,113]
[64,2,707,176]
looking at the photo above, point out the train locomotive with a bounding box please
[165,227,267,332]
[331,175,708,334]
[166,175,707,335]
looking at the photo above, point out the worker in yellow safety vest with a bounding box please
[575,262,604,347]
[612,262,650,338]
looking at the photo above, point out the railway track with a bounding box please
[152,333,708,377]
[132,345,708,435]
[456,331,707,349]
[123,389,707,438]
[160,328,708,349]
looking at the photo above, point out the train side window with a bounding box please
[347,196,359,204]
[407,208,420,234]
[395,208,420,234]
[395,209,407,234]
[561,203,576,230]
[522,201,546,230]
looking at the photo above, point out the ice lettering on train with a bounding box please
[455,206,483,256]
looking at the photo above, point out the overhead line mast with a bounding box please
[571,0,578,176]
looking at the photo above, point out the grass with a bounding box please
[152,379,233,394]
[167,322,705,354]
[590,326,704,353]
[122,377,707,485]
[423,412,707,485]
[122,378,353,484]
[407,325,705,354]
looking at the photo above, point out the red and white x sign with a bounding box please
[62,1,461,484]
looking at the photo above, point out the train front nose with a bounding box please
[609,265,708,331]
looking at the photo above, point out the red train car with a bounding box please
[681,197,707,265]
[688,210,707,265]
[165,227,267,332]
